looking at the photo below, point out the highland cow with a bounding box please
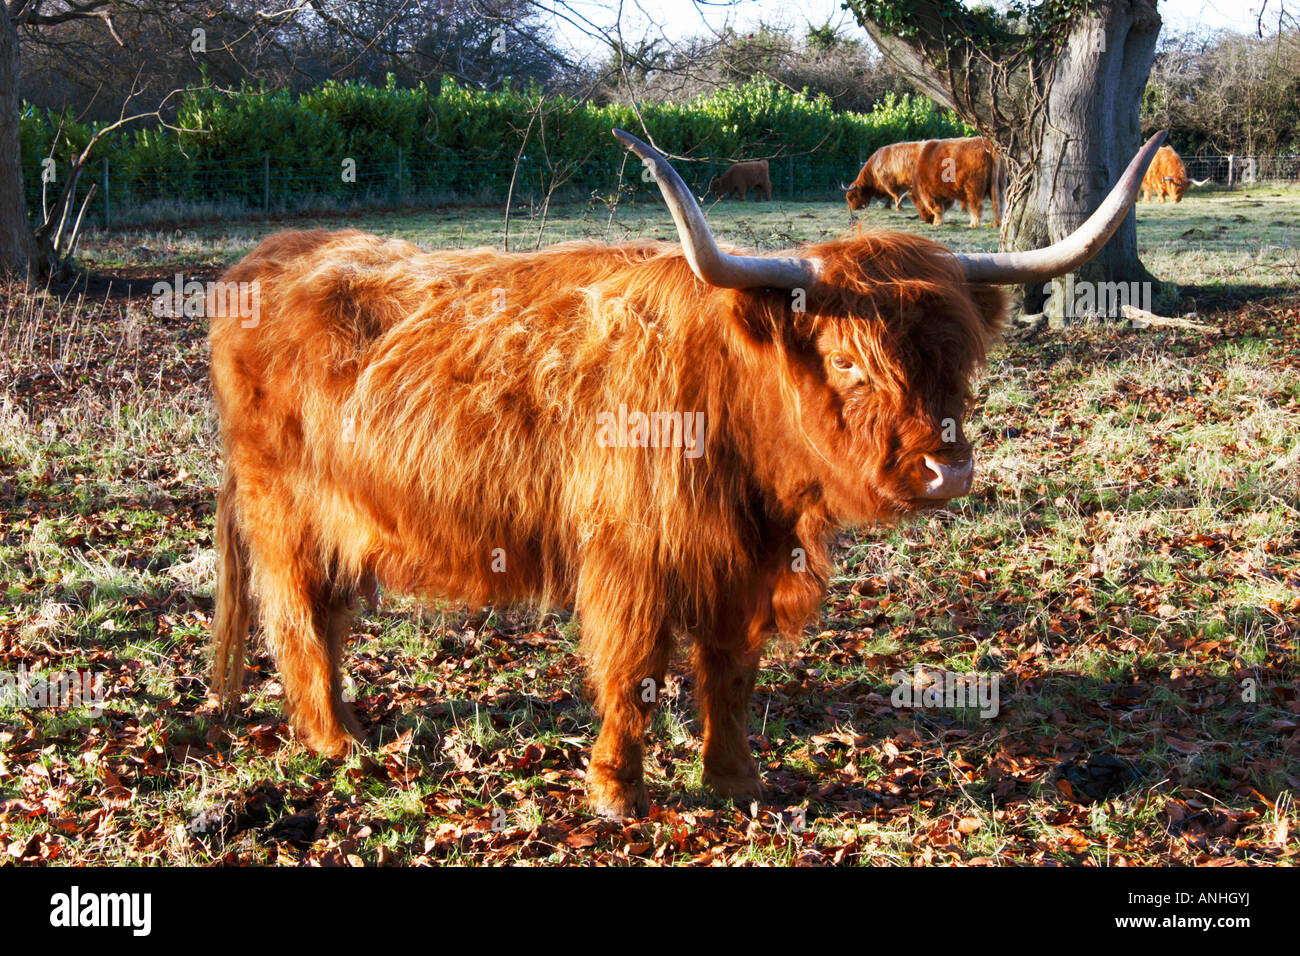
[209,129,1166,819]
[1140,144,1209,202]
[911,136,1006,228]
[708,160,772,201]
[844,141,925,211]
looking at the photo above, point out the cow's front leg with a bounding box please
[694,643,763,802]
[585,637,670,818]
[916,192,942,226]
[579,582,671,819]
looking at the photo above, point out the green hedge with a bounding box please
[21,77,973,221]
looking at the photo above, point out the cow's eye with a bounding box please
[830,352,855,373]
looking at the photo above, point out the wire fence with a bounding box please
[1181,154,1300,186]
[28,150,1300,231]
[28,151,872,230]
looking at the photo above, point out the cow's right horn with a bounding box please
[613,129,819,290]
[955,131,1168,285]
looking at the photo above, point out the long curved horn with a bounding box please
[840,181,851,191]
[955,131,1168,285]
[1190,177,1211,187]
[612,129,818,290]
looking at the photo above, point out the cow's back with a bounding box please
[208,230,747,605]
[719,160,771,197]
[1142,145,1188,201]
[915,137,994,199]
[870,141,924,192]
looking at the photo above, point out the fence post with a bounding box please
[1227,154,1234,189]
[787,155,794,201]
[263,155,270,211]
[102,160,110,229]
[395,147,402,202]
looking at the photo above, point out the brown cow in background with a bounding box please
[911,136,1005,228]
[1141,145,1209,202]
[844,141,925,211]
[709,159,772,201]
[209,127,1166,820]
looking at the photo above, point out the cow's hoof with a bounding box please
[703,765,764,803]
[297,714,365,759]
[300,728,358,759]
[586,775,650,820]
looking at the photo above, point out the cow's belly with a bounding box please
[333,458,578,609]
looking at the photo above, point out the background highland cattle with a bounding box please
[708,160,773,201]
[1141,144,1210,202]
[844,140,925,211]
[909,136,1006,228]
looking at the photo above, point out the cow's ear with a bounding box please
[969,284,1009,339]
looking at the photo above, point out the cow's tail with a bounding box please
[211,466,251,712]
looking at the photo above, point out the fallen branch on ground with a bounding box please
[1121,304,1217,332]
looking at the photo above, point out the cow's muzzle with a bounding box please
[921,455,974,500]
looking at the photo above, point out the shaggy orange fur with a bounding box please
[1141,145,1189,202]
[845,141,925,211]
[709,160,772,201]
[910,137,1005,228]
[208,227,1005,818]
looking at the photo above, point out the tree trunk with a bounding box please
[858,0,1162,323]
[0,11,35,274]
[1004,6,1161,321]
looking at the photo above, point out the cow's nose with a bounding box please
[921,455,974,499]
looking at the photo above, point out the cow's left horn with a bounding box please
[1190,177,1211,187]
[613,129,818,290]
[955,131,1168,285]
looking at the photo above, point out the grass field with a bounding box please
[1,187,1297,865]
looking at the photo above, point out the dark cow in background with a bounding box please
[911,136,1006,228]
[844,140,925,211]
[709,159,773,201]
[209,127,1167,820]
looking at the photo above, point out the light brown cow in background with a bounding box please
[1141,145,1209,202]
[844,141,925,211]
[708,160,772,201]
[911,136,1006,228]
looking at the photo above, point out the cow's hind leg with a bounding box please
[248,527,362,756]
